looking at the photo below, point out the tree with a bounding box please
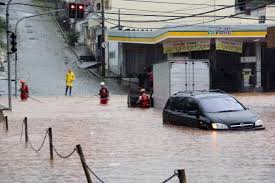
[66,31,80,46]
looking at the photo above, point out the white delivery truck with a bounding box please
[153,59,210,109]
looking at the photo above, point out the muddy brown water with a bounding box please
[0,94,274,183]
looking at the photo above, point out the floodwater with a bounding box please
[0,93,274,183]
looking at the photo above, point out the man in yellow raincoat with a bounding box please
[65,68,75,96]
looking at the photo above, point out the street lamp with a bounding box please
[6,0,13,110]
[101,0,105,78]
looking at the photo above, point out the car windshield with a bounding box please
[200,96,245,113]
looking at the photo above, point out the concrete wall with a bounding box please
[108,42,120,75]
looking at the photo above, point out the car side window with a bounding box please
[170,98,177,111]
[164,99,171,110]
[169,97,186,112]
[185,98,199,112]
[174,97,186,112]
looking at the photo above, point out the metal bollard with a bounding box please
[48,128,53,160]
[5,116,8,131]
[76,144,92,183]
[178,169,187,183]
[24,117,28,143]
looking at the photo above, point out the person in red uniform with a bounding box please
[19,80,29,101]
[99,82,109,104]
[137,88,151,108]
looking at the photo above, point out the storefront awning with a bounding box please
[108,24,271,44]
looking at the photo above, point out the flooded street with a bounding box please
[0,0,274,182]
[0,93,274,183]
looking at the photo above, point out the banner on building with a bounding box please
[163,40,210,54]
[216,39,243,53]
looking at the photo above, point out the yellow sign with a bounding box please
[216,40,243,53]
[163,40,210,54]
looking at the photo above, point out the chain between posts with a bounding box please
[161,170,178,183]
[53,145,77,159]
[86,164,105,183]
[4,117,186,183]
[27,129,49,152]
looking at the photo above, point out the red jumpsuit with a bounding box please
[20,85,29,101]
[138,94,150,108]
[99,87,109,104]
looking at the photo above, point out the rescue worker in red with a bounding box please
[137,88,151,108]
[99,82,109,104]
[19,80,29,101]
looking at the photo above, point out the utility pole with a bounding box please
[118,9,122,30]
[6,0,12,110]
[101,0,105,77]
[55,0,58,17]
[214,0,216,24]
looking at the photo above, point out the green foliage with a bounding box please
[0,16,5,49]
[0,16,5,34]
[66,31,80,46]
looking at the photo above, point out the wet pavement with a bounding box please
[0,0,127,104]
[0,93,274,183]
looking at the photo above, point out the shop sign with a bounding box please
[216,39,243,53]
[163,40,210,54]
[240,57,256,63]
[208,27,232,36]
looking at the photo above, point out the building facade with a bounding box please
[83,0,275,92]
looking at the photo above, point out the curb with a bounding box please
[50,15,81,62]
[51,15,101,79]
[86,69,101,78]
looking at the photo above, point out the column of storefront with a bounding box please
[256,42,262,91]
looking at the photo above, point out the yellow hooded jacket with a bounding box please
[66,71,75,87]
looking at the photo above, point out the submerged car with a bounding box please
[163,90,265,130]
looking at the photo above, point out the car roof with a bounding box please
[171,90,230,99]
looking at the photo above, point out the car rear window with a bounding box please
[200,96,245,113]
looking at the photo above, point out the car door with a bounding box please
[163,97,181,124]
[184,97,202,128]
[167,97,180,124]
[163,98,172,123]
[170,97,188,126]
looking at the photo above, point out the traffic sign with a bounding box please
[102,42,108,48]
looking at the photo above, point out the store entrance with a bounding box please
[212,51,242,92]
[241,63,256,92]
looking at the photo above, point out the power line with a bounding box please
[110,6,213,14]
[111,0,218,13]
[111,0,275,29]
[95,0,254,23]
[119,0,228,7]
[105,14,275,23]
